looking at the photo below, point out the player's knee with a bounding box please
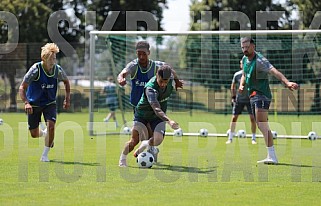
[30,131,39,138]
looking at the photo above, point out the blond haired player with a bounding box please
[19,43,70,162]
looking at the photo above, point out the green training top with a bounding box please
[242,52,273,99]
[135,76,173,120]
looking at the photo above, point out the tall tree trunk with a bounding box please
[8,74,17,112]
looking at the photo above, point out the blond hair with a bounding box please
[41,43,59,60]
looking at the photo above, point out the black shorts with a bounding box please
[232,101,253,115]
[133,117,165,140]
[28,104,57,130]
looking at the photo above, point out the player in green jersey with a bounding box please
[239,37,299,164]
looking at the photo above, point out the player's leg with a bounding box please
[252,98,277,164]
[28,107,45,138]
[40,104,57,162]
[246,102,257,144]
[226,102,241,144]
[119,120,148,167]
[134,120,165,160]
[146,122,160,162]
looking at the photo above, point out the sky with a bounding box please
[162,0,191,31]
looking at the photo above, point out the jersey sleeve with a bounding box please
[57,65,69,81]
[124,59,138,77]
[145,87,159,104]
[256,55,273,73]
[22,63,39,84]
[232,72,237,84]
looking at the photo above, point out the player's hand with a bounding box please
[286,82,299,91]
[168,120,179,130]
[63,98,70,109]
[174,79,184,91]
[118,77,126,86]
[231,100,235,107]
[238,85,244,94]
[25,103,33,114]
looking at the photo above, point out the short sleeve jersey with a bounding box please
[232,70,250,103]
[124,59,165,106]
[242,52,273,99]
[135,76,173,120]
[23,62,68,107]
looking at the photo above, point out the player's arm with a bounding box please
[58,68,71,109]
[117,61,136,86]
[170,67,183,91]
[238,71,246,94]
[117,68,129,86]
[146,87,179,129]
[62,78,71,109]
[269,67,299,91]
[19,81,34,114]
[19,66,39,113]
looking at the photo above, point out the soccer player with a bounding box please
[132,65,179,159]
[239,37,299,164]
[226,60,257,144]
[102,76,118,127]
[19,43,70,162]
[118,41,183,167]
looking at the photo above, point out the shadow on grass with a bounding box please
[277,162,315,168]
[149,163,217,174]
[50,160,100,166]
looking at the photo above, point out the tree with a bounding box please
[286,0,321,112]
[0,0,168,111]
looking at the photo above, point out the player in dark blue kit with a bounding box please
[118,41,183,167]
[19,43,70,162]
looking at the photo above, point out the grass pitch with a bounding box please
[0,112,321,205]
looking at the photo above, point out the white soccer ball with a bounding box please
[174,128,183,137]
[0,119,3,125]
[199,128,208,137]
[308,131,317,140]
[237,130,246,138]
[136,151,154,168]
[271,130,278,139]
[123,127,131,135]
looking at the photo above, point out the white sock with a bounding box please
[229,131,235,140]
[41,129,47,137]
[120,153,127,160]
[267,146,276,159]
[42,146,50,157]
[139,140,150,151]
[252,134,256,140]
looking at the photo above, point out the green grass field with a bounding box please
[1,112,321,205]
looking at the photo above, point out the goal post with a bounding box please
[88,30,321,136]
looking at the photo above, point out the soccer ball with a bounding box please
[271,130,278,139]
[136,151,154,168]
[237,130,246,138]
[174,128,183,136]
[308,131,317,140]
[0,119,3,125]
[123,127,131,135]
[199,128,208,137]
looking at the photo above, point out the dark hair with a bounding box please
[136,41,150,50]
[241,37,255,44]
[157,65,172,80]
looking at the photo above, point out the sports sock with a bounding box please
[267,146,276,159]
[120,153,127,160]
[229,131,234,140]
[41,146,50,157]
[252,133,256,140]
[138,140,150,152]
